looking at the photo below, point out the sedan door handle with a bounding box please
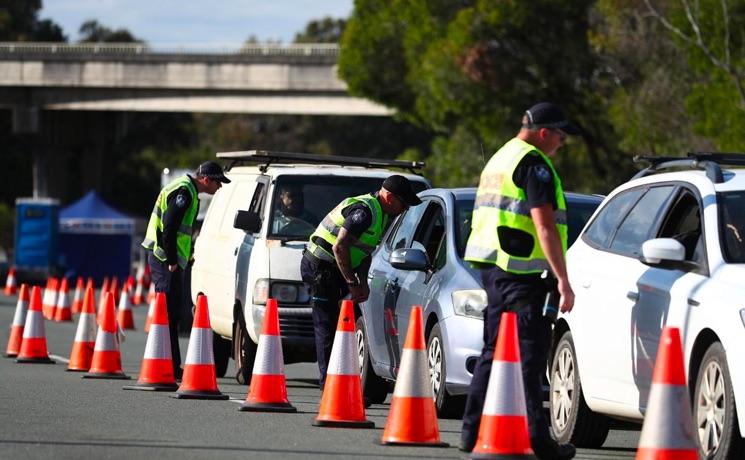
[234,247,239,256]
[626,291,639,302]
[688,298,700,307]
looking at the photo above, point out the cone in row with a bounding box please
[381,306,447,447]
[173,294,228,400]
[83,292,129,379]
[117,286,136,330]
[98,277,110,319]
[71,276,84,314]
[313,299,374,428]
[133,265,146,305]
[53,278,73,322]
[42,277,58,320]
[4,266,17,295]
[16,286,55,364]
[144,294,156,333]
[471,312,536,459]
[67,285,98,372]
[5,284,29,357]
[240,298,295,412]
[124,292,177,391]
[635,327,698,460]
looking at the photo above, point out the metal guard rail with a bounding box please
[0,42,340,57]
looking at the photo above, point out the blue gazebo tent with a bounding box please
[59,191,134,285]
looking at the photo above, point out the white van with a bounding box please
[191,150,429,383]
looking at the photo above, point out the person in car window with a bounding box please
[461,103,578,460]
[142,160,229,379]
[271,184,319,235]
[301,175,422,391]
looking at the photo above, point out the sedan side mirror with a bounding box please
[389,247,430,271]
[641,238,697,271]
[234,210,261,233]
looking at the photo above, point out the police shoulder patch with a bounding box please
[351,209,366,224]
[534,165,551,183]
[175,193,187,208]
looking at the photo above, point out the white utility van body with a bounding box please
[191,151,429,382]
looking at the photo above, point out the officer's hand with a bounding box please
[168,264,177,272]
[350,284,369,303]
[558,278,574,313]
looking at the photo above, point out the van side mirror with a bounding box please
[234,210,261,233]
[389,247,430,271]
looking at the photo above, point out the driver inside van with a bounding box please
[271,184,319,235]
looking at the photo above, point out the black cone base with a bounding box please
[16,356,55,364]
[469,452,537,459]
[5,353,18,358]
[83,372,130,379]
[312,419,375,428]
[123,382,178,391]
[172,390,229,400]
[377,439,450,448]
[240,401,297,413]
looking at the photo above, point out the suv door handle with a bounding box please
[234,247,239,256]
[688,298,700,307]
[626,291,639,302]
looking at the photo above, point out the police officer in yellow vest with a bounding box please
[142,161,229,378]
[301,175,422,390]
[460,103,578,460]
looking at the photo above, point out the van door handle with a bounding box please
[627,291,639,302]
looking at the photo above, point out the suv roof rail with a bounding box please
[216,150,426,173]
[632,152,745,184]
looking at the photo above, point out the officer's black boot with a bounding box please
[530,436,576,460]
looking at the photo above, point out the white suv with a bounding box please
[191,150,429,384]
[551,154,745,459]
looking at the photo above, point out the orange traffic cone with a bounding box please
[110,276,120,308]
[173,294,228,400]
[4,266,17,295]
[240,298,296,412]
[42,277,58,320]
[83,292,129,379]
[126,275,135,302]
[381,306,448,447]
[98,277,110,318]
[124,292,177,391]
[471,312,536,459]
[16,286,55,364]
[314,299,374,428]
[71,276,84,313]
[144,293,155,333]
[146,282,156,305]
[117,285,135,330]
[5,284,29,357]
[67,285,98,372]
[133,265,146,305]
[635,327,697,460]
[53,278,73,322]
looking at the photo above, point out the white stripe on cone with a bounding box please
[12,299,28,327]
[72,286,82,306]
[638,383,698,450]
[56,289,70,310]
[93,329,118,352]
[23,311,45,338]
[143,324,172,359]
[184,327,214,365]
[482,361,528,416]
[327,331,357,376]
[392,348,432,398]
[252,334,284,375]
[118,291,131,311]
[74,313,98,342]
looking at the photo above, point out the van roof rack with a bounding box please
[632,152,745,184]
[216,150,425,173]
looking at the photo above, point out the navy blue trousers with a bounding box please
[147,253,183,371]
[300,254,349,390]
[462,266,552,444]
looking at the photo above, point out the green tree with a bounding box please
[0,0,66,41]
[294,17,347,43]
[78,20,143,43]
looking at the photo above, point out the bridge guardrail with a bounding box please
[0,42,340,57]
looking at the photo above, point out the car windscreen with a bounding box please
[719,191,745,263]
[268,175,428,240]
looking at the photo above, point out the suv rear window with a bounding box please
[720,191,745,263]
[268,175,428,240]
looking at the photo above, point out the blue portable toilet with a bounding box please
[59,191,135,285]
[14,197,60,281]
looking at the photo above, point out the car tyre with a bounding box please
[693,342,744,460]
[428,323,465,418]
[213,331,230,378]
[550,331,610,448]
[233,321,256,385]
[355,316,389,404]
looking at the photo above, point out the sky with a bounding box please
[40,0,354,46]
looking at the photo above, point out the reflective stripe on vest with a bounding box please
[307,194,387,269]
[141,175,198,269]
[465,138,568,274]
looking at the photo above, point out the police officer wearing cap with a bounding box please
[301,175,422,391]
[142,160,230,378]
[460,103,579,460]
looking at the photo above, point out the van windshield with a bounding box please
[268,175,428,240]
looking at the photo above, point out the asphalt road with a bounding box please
[0,291,640,459]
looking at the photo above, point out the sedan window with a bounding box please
[609,186,676,257]
[388,202,427,250]
[583,188,644,249]
[658,190,705,265]
[412,203,447,270]
[719,191,745,263]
